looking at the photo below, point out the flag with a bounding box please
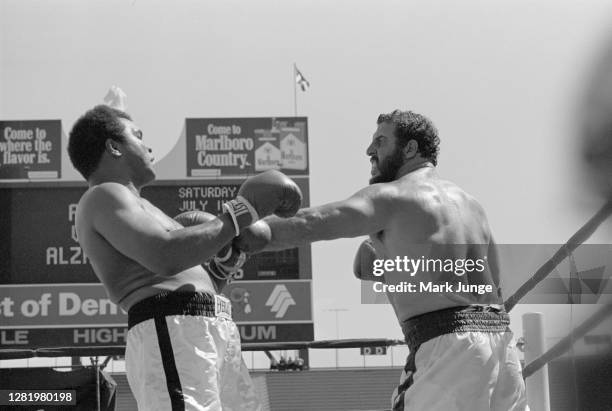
[295,66,310,91]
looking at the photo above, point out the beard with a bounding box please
[369,147,405,184]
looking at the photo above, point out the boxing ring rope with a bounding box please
[504,199,612,313]
[501,199,612,410]
[522,303,612,378]
[0,339,406,360]
[496,199,612,378]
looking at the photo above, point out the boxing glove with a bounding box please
[174,211,246,281]
[235,220,273,254]
[214,242,247,274]
[223,170,302,235]
[205,245,245,284]
[353,239,379,281]
[174,210,217,228]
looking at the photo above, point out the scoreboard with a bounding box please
[0,117,313,349]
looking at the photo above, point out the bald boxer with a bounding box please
[68,105,302,411]
[236,110,528,411]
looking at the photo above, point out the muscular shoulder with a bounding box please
[355,181,400,200]
[401,177,479,210]
[382,178,430,210]
[85,183,137,205]
[396,176,489,223]
[353,181,410,207]
[440,181,488,219]
[428,180,492,237]
[350,181,423,219]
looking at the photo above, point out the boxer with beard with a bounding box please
[236,110,528,411]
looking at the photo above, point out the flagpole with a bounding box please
[293,63,297,116]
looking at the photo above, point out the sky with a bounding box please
[2,0,612,369]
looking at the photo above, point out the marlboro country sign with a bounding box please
[185,117,309,178]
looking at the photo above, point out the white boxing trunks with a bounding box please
[392,306,529,411]
[125,291,261,411]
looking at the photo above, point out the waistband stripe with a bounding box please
[128,292,231,330]
[401,306,510,352]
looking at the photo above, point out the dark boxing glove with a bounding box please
[174,210,246,283]
[235,220,273,255]
[353,239,379,281]
[223,170,302,235]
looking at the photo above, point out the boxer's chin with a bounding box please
[369,161,399,184]
[369,170,380,184]
[369,148,405,184]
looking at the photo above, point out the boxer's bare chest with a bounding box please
[139,199,181,231]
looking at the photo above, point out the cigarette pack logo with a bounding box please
[280,131,307,170]
[266,285,296,318]
[255,142,281,171]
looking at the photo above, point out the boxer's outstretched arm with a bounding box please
[82,183,235,276]
[261,183,403,251]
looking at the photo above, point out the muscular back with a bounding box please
[370,168,502,321]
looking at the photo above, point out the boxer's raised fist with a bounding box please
[174,210,235,266]
[235,220,272,254]
[224,171,302,235]
[174,210,247,284]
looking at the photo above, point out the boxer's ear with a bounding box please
[105,139,122,158]
[403,139,419,160]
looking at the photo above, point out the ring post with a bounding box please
[523,312,551,411]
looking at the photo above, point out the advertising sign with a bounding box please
[0,281,313,348]
[0,120,62,180]
[1,115,314,350]
[0,324,314,348]
[0,284,127,348]
[186,117,308,177]
[224,280,312,322]
[0,284,125,328]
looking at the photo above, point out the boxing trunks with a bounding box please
[125,291,261,411]
[392,305,529,411]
